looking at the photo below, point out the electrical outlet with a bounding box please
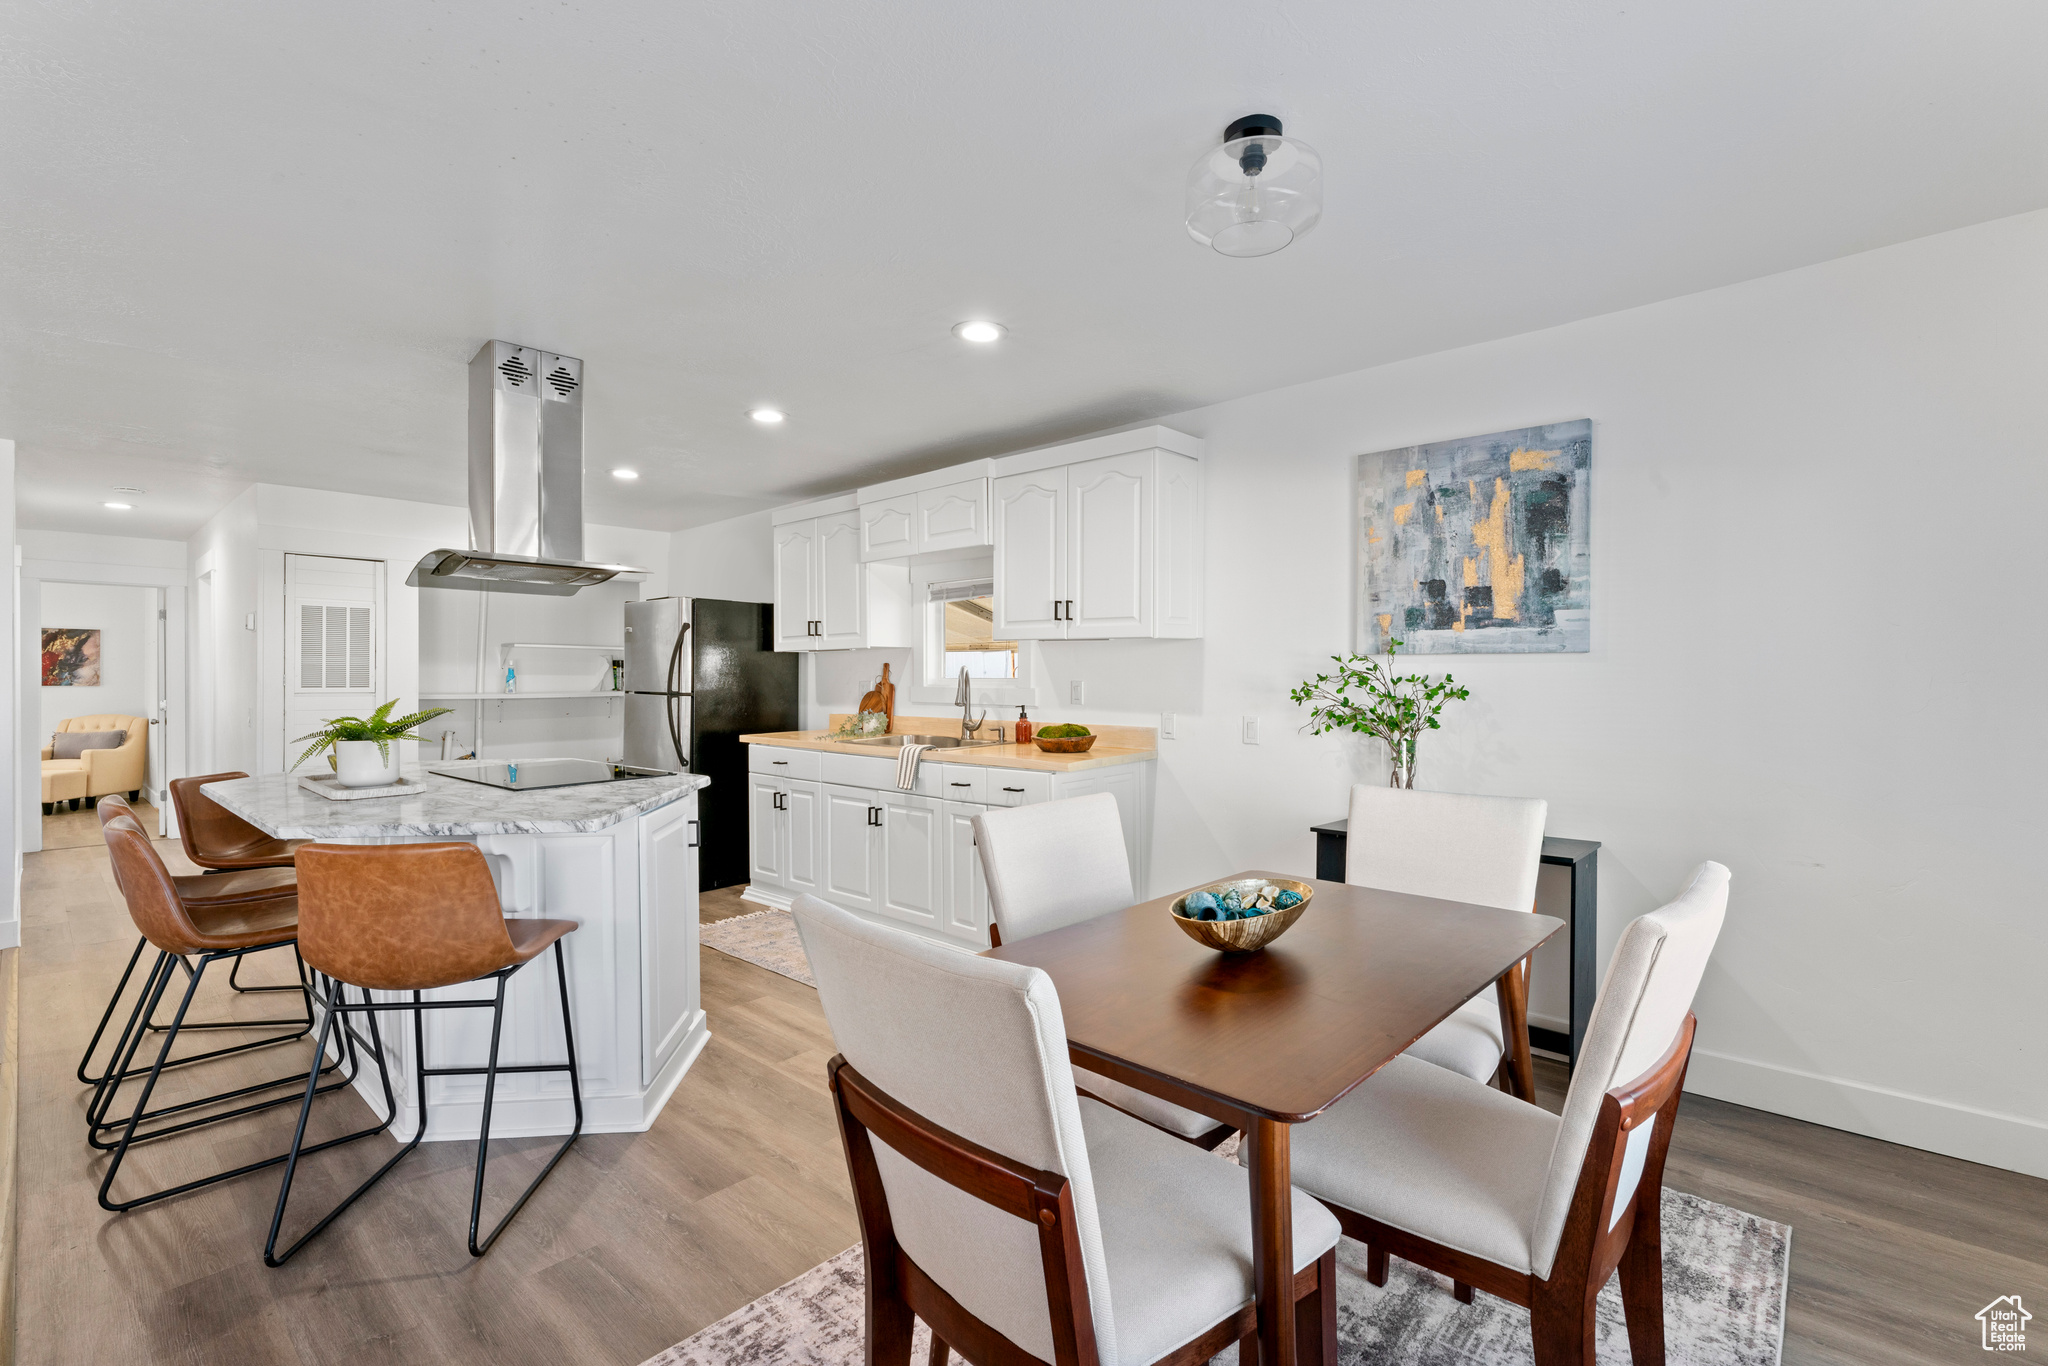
[1069,680,1086,705]
[1160,712,1176,740]
[1241,715,1260,745]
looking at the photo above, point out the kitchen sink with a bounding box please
[834,733,1002,748]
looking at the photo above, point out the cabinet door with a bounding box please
[877,791,945,930]
[1067,451,1153,638]
[816,510,868,649]
[992,467,1067,639]
[822,783,882,913]
[748,777,786,886]
[782,779,823,897]
[859,493,917,562]
[943,801,991,945]
[639,796,701,1085]
[772,519,818,651]
[917,478,989,553]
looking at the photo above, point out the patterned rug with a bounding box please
[701,907,816,987]
[642,1190,1788,1365]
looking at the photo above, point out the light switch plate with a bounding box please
[1241,715,1260,744]
[1069,680,1086,705]
[1160,712,1176,740]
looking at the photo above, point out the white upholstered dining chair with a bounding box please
[791,892,1342,1366]
[971,794,1236,1150]
[1287,861,1730,1366]
[1345,784,1549,1098]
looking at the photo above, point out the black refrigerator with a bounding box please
[622,597,798,891]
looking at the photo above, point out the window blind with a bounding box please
[928,578,995,602]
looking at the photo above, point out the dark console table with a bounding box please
[1311,818,1601,1069]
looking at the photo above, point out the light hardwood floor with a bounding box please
[9,848,2045,1365]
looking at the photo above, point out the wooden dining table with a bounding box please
[984,870,1563,1366]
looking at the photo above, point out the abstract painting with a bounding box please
[42,627,102,686]
[1357,419,1591,654]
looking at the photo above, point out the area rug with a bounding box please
[701,908,816,987]
[641,1190,1789,1365]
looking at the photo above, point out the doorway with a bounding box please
[19,558,188,856]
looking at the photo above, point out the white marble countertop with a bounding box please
[204,768,709,839]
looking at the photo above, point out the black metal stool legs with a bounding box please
[96,952,392,1212]
[85,945,341,1149]
[265,942,584,1266]
[466,941,585,1256]
[79,937,319,1087]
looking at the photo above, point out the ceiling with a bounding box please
[5,2,2046,540]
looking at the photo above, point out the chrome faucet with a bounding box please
[955,667,987,741]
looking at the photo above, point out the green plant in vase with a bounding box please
[1288,638,1469,788]
[292,699,454,787]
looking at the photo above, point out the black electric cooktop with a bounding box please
[428,760,675,792]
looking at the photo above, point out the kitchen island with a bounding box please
[204,769,709,1142]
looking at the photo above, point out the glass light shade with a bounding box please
[1184,133,1322,258]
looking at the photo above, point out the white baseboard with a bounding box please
[1685,1047,2048,1181]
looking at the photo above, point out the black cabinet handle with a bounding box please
[688,819,700,848]
[1052,599,1062,620]
[1065,599,1074,619]
[1002,786,1025,792]
[773,791,786,810]
[950,781,971,787]
[772,759,789,765]
[867,806,881,826]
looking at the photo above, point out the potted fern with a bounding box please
[1288,639,1470,788]
[293,700,454,788]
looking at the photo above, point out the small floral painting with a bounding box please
[42,627,102,686]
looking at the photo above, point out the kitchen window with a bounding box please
[912,569,1038,707]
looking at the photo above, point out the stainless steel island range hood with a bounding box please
[408,340,645,596]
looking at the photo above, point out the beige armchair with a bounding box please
[43,714,150,809]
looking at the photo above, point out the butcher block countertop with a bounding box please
[741,715,1157,772]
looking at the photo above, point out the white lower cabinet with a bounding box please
[744,745,1151,951]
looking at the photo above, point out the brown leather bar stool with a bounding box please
[266,842,583,1265]
[170,772,311,997]
[93,809,385,1211]
[79,795,319,1092]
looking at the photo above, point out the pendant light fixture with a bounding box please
[1184,115,1322,258]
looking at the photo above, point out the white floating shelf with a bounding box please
[421,691,627,700]
[498,642,626,656]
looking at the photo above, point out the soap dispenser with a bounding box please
[1014,706,1034,745]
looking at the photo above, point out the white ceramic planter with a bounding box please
[333,739,402,788]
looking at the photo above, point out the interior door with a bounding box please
[772,519,817,651]
[943,800,990,945]
[877,791,945,930]
[1066,451,1153,638]
[816,510,866,649]
[782,779,823,896]
[748,777,786,886]
[822,783,882,913]
[992,467,1067,638]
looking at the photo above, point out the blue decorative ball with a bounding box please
[1185,891,1219,920]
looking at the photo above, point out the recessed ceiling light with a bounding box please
[749,408,786,424]
[103,502,132,510]
[953,320,1006,344]
[611,468,639,480]
[112,486,145,494]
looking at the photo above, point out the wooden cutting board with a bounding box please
[856,663,895,732]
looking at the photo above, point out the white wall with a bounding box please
[806,209,2048,1177]
[18,529,185,569]
[36,581,155,742]
[0,439,18,948]
[667,510,774,603]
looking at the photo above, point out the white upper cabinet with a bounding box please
[991,429,1202,640]
[772,519,818,651]
[779,429,1200,645]
[858,494,917,561]
[772,496,913,652]
[992,466,1067,638]
[857,464,993,561]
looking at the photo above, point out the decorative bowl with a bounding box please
[1033,734,1097,754]
[1168,877,1315,953]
